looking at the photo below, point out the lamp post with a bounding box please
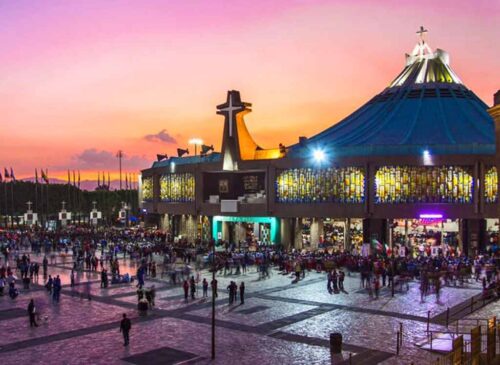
[211,237,216,359]
[189,138,203,156]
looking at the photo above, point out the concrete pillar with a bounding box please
[293,218,303,250]
[344,218,351,252]
[310,218,324,249]
[488,91,500,218]
[280,218,292,249]
[222,221,230,242]
[363,218,387,244]
[460,219,487,256]
[160,214,170,231]
[235,223,247,243]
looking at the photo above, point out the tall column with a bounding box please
[310,218,324,249]
[280,218,292,249]
[160,214,170,231]
[363,218,387,244]
[222,221,230,242]
[234,223,246,244]
[344,218,351,251]
[293,218,303,250]
[488,91,500,218]
[461,219,487,256]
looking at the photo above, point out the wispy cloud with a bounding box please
[72,149,150,169]
[144,129,177,144]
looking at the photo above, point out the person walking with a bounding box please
[27,298,38,327]
[119,313,131,346]
[239,282,245,305]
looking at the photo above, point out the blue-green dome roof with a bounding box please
[289,43,495,158]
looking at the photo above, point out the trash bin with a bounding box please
[330,333,342,354]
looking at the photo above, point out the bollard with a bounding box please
[329,333,342,354]
[446,307,450,327]
[349,352,352,365]
[396,331,400,355]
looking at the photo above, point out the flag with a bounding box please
[41,169,49,184]
[4,168,9,179]
[78,171,81,188]
[35,169,38,184]
[371,239,383,252]
[10,167,15,181]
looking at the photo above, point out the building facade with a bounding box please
[140,34,500,255]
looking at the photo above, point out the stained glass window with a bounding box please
[160,173,195,202]
[276,167,365,203]
[484,167,498,203]
[375,166,473,204]
[141,177,153,201]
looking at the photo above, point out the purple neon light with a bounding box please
[419,213,443,219]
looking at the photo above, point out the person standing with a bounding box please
[211,278,218,298]
[239,282,245,305]
[190,276,196,300]
[227,281,235,305]
[27,298,38,327]
[119,313,131,346]
[42,256,48,278]
[183,280,189,301]
[202,278,208,298]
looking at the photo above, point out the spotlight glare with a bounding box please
[313,148,326,162]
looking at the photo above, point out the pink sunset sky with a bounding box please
[1,0,498,180]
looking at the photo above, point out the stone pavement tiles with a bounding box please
[0,253,495,364]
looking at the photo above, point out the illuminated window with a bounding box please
[160,173,195,202]
[276,167,365,203]
[484,167,498,203]
[375,166,473,204]
[141,177,154,201]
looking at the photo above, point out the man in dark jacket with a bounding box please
[120,313,131,346]
[27,298,38,327]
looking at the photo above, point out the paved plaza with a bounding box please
[0,253,496,365]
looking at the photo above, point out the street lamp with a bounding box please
[189,138,204,156]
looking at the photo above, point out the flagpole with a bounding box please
[46,169,49,227]
[3,181,7,227]
[10,179,15,228]
[34,171,38,225]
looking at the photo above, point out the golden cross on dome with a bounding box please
[417,26,428,42]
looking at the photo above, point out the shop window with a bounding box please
[160,173,195,202]
[375,166,473,204]
[484,167,498,203]
[275,167,365,203]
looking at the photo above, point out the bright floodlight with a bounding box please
[313,148,326,162]
[422,149,432,165]
[189,138,203,145]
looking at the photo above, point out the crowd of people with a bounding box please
[0,225,498,333]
